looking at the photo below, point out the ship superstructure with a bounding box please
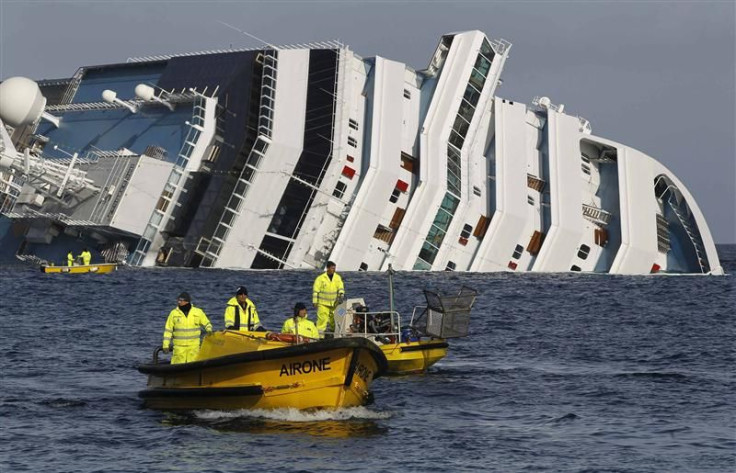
[0,31,723,274]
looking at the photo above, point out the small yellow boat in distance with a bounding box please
[40,263,118,274]
[138,330,387,411]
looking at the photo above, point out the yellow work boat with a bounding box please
[333,267,477,375]
[377,340,450,375]
[40,263,118,274]
[138,330,387,411]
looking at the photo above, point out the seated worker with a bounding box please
[162,292,213,364]
[78,248,92,266]
[67,251,74,267]
[224,286,263,331]
[281,302,319,339]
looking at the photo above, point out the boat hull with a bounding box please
[380,340,449,374]
[41,263,117,274]
[138,334,387,410]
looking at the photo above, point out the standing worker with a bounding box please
[162,292,213,364]
[67,251,74,266]
[79,248,92,265]
[281,302,319,339]
[224,286,263,331]
[312,261,345,336]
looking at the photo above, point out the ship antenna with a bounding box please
[217,21,279,50]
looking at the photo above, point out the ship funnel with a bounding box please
[0,76,61,128]
[101,89,138,113]
[134,84,174,111]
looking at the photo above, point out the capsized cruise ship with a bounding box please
[0,31,723,274]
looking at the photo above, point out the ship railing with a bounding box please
[582,203,613,226]
[490,38,512,55]
[126,40,345,63]
[45,91,197,113]
[668,195,707,273]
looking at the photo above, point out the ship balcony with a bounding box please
[582,203,612,226]
[527,174,546,192]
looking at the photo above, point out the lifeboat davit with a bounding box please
[138,330,387,410]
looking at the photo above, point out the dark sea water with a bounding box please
[1,246,734,473]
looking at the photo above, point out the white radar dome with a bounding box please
[134,84,155,101]
[0,76,47,127]
[101,89,118,103]
[538,96,551,109]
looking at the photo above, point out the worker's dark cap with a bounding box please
[236,286,248,296]
[293,302,306,315]
[325,261,336,268]
[178,292,191,302]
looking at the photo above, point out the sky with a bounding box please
[1,0,734,243]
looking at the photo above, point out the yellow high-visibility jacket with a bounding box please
[162,305,213,349]
[312,272,345,306]
[224,297,261,330]
[67,252,74,266]
[80,251,91,265]
[281,317,319,339]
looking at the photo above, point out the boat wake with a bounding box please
[194,406,392,422]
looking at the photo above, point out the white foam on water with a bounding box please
[194,406,392,422]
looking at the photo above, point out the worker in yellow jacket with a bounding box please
[162,292,213,364]
[312,261,345,336]
[67,251,74,266]
[282,302,319,339]
[79,248,92,265]
[224,286,263,331]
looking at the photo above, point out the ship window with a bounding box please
[243,166,256,183]
[418,241,439,265]
[571,265,582,272]
[403,89,411,99]
[234,180,248,197]
[473,54,492,78]
[458,99,476,124]
[333,181,347,199]
[468,68,485,92]
[452,115,470,137]
[449,130,465,150]
[389,188,401,203]
[348,137,358,148]
[581,154,591,163]
[155,197,170,213]
[578,244,590,260]
[359,262,368,271]
[221,209,236,226]
[349,119,359,130]
[401,152,415,172]
[512,244,523,259]
[460,224,473,239]
[463,84,481,107]
[581,164,591,175]
[373,224,393,243]
[413,258,432,271]
[214,225,229,240]
[445,261,456,271]
[473,186,481,197]
[528,195,535,205]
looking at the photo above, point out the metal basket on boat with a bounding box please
[416,286,478,339]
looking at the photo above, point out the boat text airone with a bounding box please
[279,357,332,376]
